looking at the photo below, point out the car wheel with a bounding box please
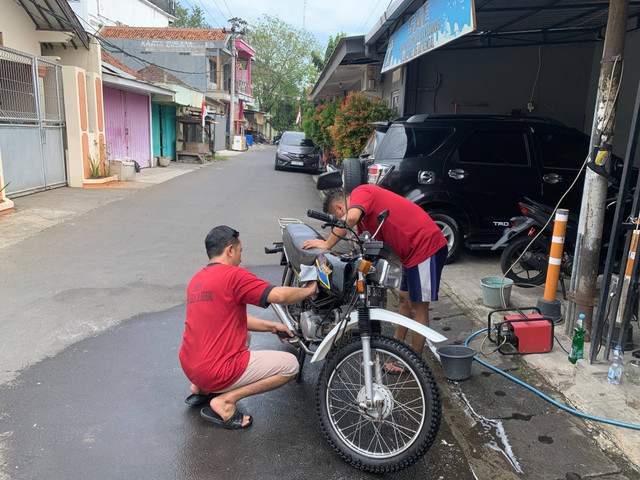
[341,158,364,193]
[428,211,461,264]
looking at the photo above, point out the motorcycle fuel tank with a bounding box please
[315,252,354,296]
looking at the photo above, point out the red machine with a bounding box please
[487,307,554,355]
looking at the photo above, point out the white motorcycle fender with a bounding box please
[310,308,448,363]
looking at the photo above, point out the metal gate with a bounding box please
[0,46,66,197]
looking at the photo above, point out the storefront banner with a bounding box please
[381,0,476,73]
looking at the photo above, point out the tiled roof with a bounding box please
[137,65,190,88]
[99,26,226,41]
[101,50,143,79]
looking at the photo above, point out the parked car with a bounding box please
[342,114,622,263]
[274,132,323,172]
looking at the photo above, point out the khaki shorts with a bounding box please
[217,350,299,393]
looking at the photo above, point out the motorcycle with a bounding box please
[491,198,578,287]
[265,169,446,473]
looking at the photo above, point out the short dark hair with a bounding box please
[323,189,346,213]
[205,225,240,258]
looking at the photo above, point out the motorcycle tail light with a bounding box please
[520,204,529,214]
[528,227,536,236]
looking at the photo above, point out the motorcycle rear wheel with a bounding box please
[316,335,441,473]
[500,236,550,287]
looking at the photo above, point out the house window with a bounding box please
[223,63,231,91]
[391,91,399,112]
[209,58,218,88]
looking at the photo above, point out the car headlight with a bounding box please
[369,259,402,290]
[278,148,289,155]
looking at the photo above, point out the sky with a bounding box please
[180,0,394,46]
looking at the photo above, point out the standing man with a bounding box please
[179,226,316,430]
[302,185,447,373]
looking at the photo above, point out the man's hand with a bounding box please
[302,239,328,250]
[270,322,293,342]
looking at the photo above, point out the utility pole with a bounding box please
[224,18,247,147]
[566,0,629,341]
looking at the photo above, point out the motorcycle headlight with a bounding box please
[370,259,402,290]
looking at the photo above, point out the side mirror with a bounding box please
[316,169,343,190]
[376,209,389,224]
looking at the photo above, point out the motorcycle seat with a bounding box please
[283,223,326,267]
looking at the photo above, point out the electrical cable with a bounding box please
[499,56,625,310]
[466,328,640,430]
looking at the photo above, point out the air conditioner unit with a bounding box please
[362,66,376,91]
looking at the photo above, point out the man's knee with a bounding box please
[279,352,299,377]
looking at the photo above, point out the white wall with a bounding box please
[69,0,174,32]
[0,0,42,56]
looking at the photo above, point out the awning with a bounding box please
[19,0,90,49]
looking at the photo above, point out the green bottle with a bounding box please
[568,314,586,364]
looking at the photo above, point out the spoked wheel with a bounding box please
[316,335,441,473]
[500,236,550,287]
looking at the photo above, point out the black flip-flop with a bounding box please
[200,406,253,430]
[184,392,217,406]
[383,361,406,375]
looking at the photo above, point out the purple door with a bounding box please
[103,87,151,168]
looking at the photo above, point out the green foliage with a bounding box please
[173,3,210,28]
[246,15,319,131]
[0,181,10,195]
[311,32,346,73]
[89,141,111,179]
[302,101,338,152]
[328,92,395,161]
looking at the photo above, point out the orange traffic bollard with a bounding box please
[537,209,569,321]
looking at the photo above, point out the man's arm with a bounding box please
[301,208,363,250]
[247,314,293,340]
[266,281,317,305]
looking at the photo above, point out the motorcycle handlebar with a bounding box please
[307,209,336,223]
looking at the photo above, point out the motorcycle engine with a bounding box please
[300,310,338,341]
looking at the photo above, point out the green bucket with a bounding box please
[480,276,514,308]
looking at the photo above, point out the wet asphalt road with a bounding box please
[0,147,475,480]
[1,146,633,480]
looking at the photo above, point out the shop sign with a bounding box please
[381,0,476,73]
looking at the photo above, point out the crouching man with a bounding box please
[179,225,316,430]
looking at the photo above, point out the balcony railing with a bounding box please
[237,79,249,95]
[148,0,175,16]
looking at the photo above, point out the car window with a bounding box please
[535,130,588,169]
[457,131,529,166]
[376,125,451,159]
[281,132,314,147]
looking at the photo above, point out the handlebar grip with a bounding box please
[307,209,334,223]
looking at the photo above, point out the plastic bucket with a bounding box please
[481,276,514,308]
[120,161,136,181]
[437,345,476,381]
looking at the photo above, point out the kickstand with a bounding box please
[295,347,306,383]
[560,276,567,300]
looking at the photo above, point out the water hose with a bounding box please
[465,328,640,430]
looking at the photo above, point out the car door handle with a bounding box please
[543,173,562,184]
[448,169,468,180]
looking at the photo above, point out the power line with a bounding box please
[194,0,223,28]
[220,0,233,18]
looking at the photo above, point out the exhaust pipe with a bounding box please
[271,303,296,332]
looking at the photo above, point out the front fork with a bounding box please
[357,272,383,412]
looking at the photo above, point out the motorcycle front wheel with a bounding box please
[316,335,441,473]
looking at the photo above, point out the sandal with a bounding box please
[200,406,253,430]
[185,392,217,406]
[384,361,406,375]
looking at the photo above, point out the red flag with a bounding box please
[201,100,206,126]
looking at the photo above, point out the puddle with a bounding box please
[453,386,523,474]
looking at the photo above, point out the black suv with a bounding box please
[343,114,602,263]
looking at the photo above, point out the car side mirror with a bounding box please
[316,169,343,190]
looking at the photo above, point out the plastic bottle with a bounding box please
[568,314,586,364]
[607,345,624,385]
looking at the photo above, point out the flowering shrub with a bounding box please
[302,101,338,153]
[328,92,395,162]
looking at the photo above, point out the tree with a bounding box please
[312,32,346,73]
[173,3,210,28]
[246,15,320,131]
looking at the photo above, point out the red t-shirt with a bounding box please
[349,185,448,268]
[179,263,275,392]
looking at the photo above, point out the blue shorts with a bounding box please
[400,245,448,303]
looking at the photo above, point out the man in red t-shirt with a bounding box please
[179,225,316,429]
[302,185,447,372]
